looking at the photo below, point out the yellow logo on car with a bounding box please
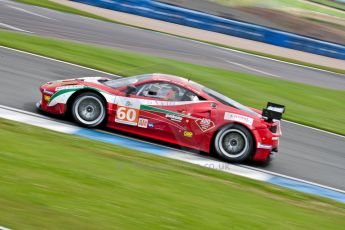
[183,131,193,137]
[44,95,51,101]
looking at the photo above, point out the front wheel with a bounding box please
[71,92,106,128]
[214,124,254,163]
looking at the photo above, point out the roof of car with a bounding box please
[150,73,188,81]
[148,73,203,90]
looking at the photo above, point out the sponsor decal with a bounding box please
[138,118,148,128]
[165,114,182,122]
[125,101,132,107]
[114,98,142,126]
[115,106,140,126]
[257,143,272,149]
[195,118,215,132]
[43,95,51,102]
[78,77,105,83]
[224,112,253,126]
[115,97,141,109]
[43,89,54,95]
[183,131,193,137]
[56,85,84,91]
[148,123,154,128]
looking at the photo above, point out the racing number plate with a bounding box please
[115,106,140,126]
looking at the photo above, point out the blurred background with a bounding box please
[159,0,345,44]
[0,0,345,229]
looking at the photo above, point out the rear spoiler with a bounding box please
[262,102,285,121]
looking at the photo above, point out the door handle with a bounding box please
[177,109,186,113]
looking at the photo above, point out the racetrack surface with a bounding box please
[1,0,345,90]
[1,47,344,191]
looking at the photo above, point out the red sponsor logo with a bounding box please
[138,118,148,128]
[195,118,215,132]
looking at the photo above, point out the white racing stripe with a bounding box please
[0,22,33,33]
[7,5,56,20]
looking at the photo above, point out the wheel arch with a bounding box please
[66,88,108,115]
[210,122,257,158]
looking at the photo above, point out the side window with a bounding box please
[136,82,200,101]
[180,90,200,102]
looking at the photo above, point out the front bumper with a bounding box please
[38,94,66,115]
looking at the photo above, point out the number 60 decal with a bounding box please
[115,106,139,126]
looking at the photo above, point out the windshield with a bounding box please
[203,87,260,117]
[103,74,151,89]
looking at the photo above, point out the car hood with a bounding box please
[41,77,111,92]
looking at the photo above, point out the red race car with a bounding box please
[38,73,284,163]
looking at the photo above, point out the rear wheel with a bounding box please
[71,92,106,128]
[214,124,254,163]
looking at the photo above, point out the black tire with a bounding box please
[214,124,254,163]
[71,92,106,128]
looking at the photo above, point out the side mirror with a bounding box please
[126,85,137,96]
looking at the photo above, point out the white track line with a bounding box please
[7,5,56,20]
[242,164,345,194]
[3,0,343,76]
[0,225,11,230]
[5,104,340,189]
[0,46,120,77]
[0,105,80,133]
[1,104,345,196]
[225,59,281,78]
[0,45,343,139]
[0,22,33,33]
[282,120,345,139]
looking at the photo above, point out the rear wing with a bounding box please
[262,102,285,121]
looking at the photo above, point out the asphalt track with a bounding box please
[0,0,344,191]
[0,0,345,90]
[1,46,345,191]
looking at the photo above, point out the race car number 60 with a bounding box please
[115,106,139,125]
[117,107,136,121]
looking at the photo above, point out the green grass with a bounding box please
[0,30,345,135]
[303,15,345,30]
[13,0,345,75]
[190,39,345,75]
[0,118,344,229]
[307,0,345,11]
[215,0,345,19]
